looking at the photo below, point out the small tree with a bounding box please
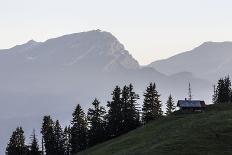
[71,104,88,154]
[165,94,175,115]
[6,127,28,155]
[142,82,162,123]
[28,129,40,155]
[87,98,106,147]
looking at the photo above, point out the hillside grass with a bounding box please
[77,104,232,155]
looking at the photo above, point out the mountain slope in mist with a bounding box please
[149,41,232,81]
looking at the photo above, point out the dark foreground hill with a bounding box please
[77,104,232,155]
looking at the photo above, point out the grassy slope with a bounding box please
[78,104,232,155]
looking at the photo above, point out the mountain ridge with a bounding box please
[149,41,232,81]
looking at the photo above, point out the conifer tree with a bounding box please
[128,84,141,127]
[41,115,55,155]
[71,104,88,154]
[28,129,40,155]
[216,78,225,103]
[121,84,140,133]
[106,86,123,138]
[165,94,175,115]
[212,84,218,104]
[6,127,28,155]
[87,98,106,147]
[223,76,231,102]
[54,120,65,155]
[63,126,71,155]
[215,76,231,104]
[142,82,162,123]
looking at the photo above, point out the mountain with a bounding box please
[0,30,139,72]
[0,30,210,154]
[77,104,232,155]
[149,41,232,82]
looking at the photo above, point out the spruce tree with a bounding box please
[54,120,65,155]
[106,86,123,138]
[87,98,106,147]
[216,78,225,103]
[63,126,71,155]
[212,84,218,104]
[215,76,231,104]
[142,82,163,123]
[71,104,88,154]
[6,127,28,155]
[41,115,55,155]
[165,94,175,115]
[223,76,231,102]
[28,129,40,155]
[128,84,141,128]
[121,84,140,133]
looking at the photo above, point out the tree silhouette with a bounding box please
[71,104,88,153]
[87,98,107,146]
[165,94,175,115]
[41,115,55,155]
[28,129,40,155]
[6,127,28,155]
[54,120,65,155]
[63,126,71,155]
[121,84,140,133]
[106,86,123,138]
[215,76,231,104]
[142,82,162,123]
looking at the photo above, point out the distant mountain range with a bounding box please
[1,30,228,154]
[149,41,232,82]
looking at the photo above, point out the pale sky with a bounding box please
[1,0,232,65]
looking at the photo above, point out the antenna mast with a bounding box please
[188,82,192,100]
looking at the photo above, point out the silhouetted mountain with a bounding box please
[149,41,232,81]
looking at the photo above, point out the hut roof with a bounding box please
[177,100,206,108]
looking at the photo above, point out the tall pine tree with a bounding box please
[87,98,106,147]
[54,120,65,155]
[121,84,140,133]
[63,126,71,155]
[41,115,55,155]
[6,127,28,155]
[142,82,162,123]
[71,104,88,154]
[106,86,123,138]
[28,129,40,155]
[165,94,175,115]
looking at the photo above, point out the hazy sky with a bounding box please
[1,0,232,65]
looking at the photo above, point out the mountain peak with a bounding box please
[26,39,37,44]
[3,30,140,71]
